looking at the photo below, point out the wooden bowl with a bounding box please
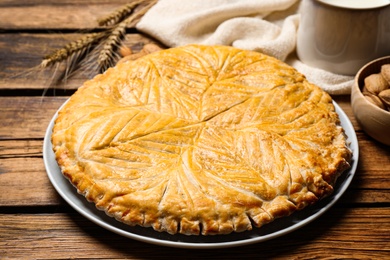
[351,56,390,145]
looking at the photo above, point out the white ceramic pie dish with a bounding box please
[43,100,358,249]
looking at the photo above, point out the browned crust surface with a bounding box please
[52,44,352,235]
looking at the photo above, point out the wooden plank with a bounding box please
[0,96,68,139]
[0,208,389,258]
[341,189,390,205]
[354,135,390,186]
[0,0,132,4]
[0,33,85,90]
[0,33,159,90]
[0,4,112,30]
[0,140,42,158]
[0,1,151,30]
[0,96,363,139]
[0,158,61,206]
[0,151,389,206]
[0,95,387,207]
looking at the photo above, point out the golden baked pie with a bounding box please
[52,44,352,235]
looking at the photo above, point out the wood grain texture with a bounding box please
[0,158,61,206]
[0,0,132,4]
[1,208,389,259]
[1,95,388,207]
[0,96,68,139]
[0,33,158,90]
[1,1,389,257]
[0,0,151,29]
[0,96,359,139]
[1,153,389,207]
[0,140,42,158]
[0,5,116,29]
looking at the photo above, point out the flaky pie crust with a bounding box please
[52,45,352,235]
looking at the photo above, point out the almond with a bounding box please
[378,89,390,110]
[364,73,389,95]
[119,45,133,57]
[117,44,163,64]
[143,43,163,54]
[364,93,386,110]
[381,64,390,85]
[362,85,371,95]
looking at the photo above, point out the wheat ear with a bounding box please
[97,0,157,72]
[123,0,157,27]
[97,22,127,72]
[40,32,106,69]
[97,0,145,26]
[38,0,158,87]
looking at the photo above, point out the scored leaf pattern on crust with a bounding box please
[52,45,351,235]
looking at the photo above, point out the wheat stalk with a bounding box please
[123,0,157,27]
[97,22,127,73]
[40,32,106,69]
[97,0,157,73]
[38,0,158,86]
[97,0,145,26]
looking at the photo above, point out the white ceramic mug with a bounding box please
[297,0,390,76]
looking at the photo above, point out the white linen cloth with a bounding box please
[136,0,354,94]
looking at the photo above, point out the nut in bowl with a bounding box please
[351,56,390,145]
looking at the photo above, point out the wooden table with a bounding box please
[1,1,389,259]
